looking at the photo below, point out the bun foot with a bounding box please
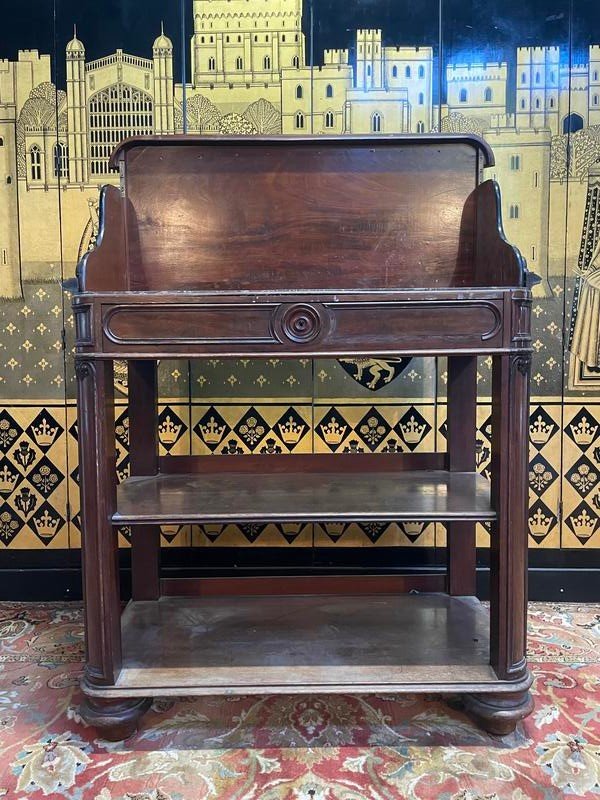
[462,690,534,736]
[80,697,152,741]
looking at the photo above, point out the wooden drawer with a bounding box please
[97,298,505,355]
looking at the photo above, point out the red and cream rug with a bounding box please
[0,601,598,799]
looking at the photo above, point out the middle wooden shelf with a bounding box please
[113,461,494,525]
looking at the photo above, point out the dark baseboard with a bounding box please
[2,548,599,602]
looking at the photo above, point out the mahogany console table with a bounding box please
[73,134,536,740]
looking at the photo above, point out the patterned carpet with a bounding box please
[0,602,598,799]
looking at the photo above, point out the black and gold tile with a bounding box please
[562,403,600,548]
[0,405,69,549]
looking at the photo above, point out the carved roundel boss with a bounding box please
[272,303,333,345]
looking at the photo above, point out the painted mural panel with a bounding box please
[0,1,70,550]
[441,0,569,553]
[0,0,599,555]
[560,0,600,548]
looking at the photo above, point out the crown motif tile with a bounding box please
[317,408,351,452]
[31,502,64,544]
[194,407,230,451]
[26,411,62,450]
[158,408,186,450]
[566,409,600,451]
[529,406,559,450]
[528,500,557,543]
[395,407,431,451]
[0,459,21,497]
[275,408,308,450]
[566,501,599,543]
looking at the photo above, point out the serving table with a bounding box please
[73,134,536,739]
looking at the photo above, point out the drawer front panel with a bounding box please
[99,300,504,353]
[103,304,277,345]
[329,301,502,345]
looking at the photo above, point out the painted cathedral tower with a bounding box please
[153,24,174,135]
[66,28,89,185]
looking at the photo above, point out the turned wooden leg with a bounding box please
[462,690,534,736]
[80,697,152,741]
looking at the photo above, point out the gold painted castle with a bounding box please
[0,1,599,304]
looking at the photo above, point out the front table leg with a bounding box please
[465,352,534,734]
[463,690,535,736]
[76,359,151,738]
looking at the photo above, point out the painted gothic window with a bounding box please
[29,145,41,181]
[53,142,69,179]
[459,88,468,103]
[264,55,271,69]
[295,111,304,129]
[89,85,153,175]
[484,87,493,102]
[324,111,334,128]
[405,66,411,78]
[418,65,425,78]
[372,112,382,133]
[292,56,299,67]
[296,85,303,99]
[326,84,333,98]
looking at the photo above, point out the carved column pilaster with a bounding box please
[489,351,532,682]
[76,358,121,686]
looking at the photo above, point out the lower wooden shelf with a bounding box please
[84,593,510,698]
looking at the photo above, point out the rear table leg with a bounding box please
[80,696,152,741]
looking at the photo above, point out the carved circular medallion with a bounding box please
[273,303,330,344]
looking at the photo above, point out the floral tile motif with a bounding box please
[0,601,599,799]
